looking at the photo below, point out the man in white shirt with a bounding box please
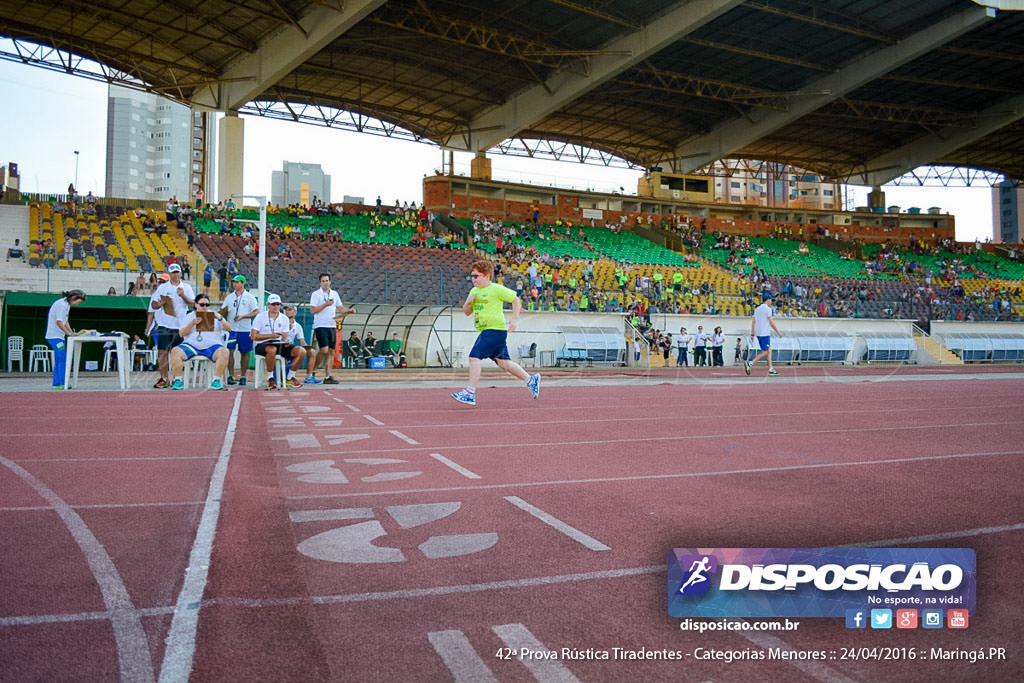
[169,292,231,390]
[693,325,707,367]
[745,292,783,376]
[676,327,691,367]
[250,293,291,390]
[221,274,259,386]
[307,273,354,385]
[150,263,195,388]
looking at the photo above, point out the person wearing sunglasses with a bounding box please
[168,293,231,390]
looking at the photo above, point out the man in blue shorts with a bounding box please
[744,292,783,376]
[451,259,540,406]
[221,274,259,385]
[168,293,231,390]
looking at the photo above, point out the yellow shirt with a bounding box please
[470,283,516,331]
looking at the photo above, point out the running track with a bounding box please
[1,371,1022,682]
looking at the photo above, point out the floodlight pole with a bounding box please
[231,194,267,304]
[73,150,79,191]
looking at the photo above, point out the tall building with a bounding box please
[712,161,840,210]
[991,180,1023,243]
[271,161,331,207]
[104,84,192,201]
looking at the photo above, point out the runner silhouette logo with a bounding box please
[676,555,718,596]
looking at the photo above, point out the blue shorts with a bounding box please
[178,343,223,361]
[227,330,253,353]
[757,335,771,351]
[469,329,511,361]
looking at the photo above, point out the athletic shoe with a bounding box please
[170,378,184,390]
[743,360,751,376]
[451,389,476,406]
[768,368,780,375]
[209,378,226,390]
[526,373,541,400]
[304,375,322,384]
[52,385,64,390]
[267,377,278,390]
[287,377,302,388]
[322,376,338,384]
[238,376,247,386]
[154,378,169,389]
[226,376,236,385]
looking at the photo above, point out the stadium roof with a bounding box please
[2,0,1023,184]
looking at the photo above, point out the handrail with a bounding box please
[623,317,650,368]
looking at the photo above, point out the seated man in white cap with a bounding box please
[250,293,290,389]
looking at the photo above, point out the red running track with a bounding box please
[1,375,1022,682]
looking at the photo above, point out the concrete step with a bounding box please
[913,333,962,365]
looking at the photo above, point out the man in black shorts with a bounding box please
[307,273,354,384]
[250,294,290,389]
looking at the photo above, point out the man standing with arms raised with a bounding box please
[221,274,259,386]
[150,263,194,388]
[308,273,354,385]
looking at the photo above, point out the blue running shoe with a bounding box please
[209,378,226,390]
[768,368,780,376]
[451,389,476,406]
[304,375,322,384]
[171,378,184,390]
[526,373,541,400]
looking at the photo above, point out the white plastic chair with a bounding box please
[184,356,214,387]
[102,346,117,371]
[7,336,24,372]
[29,344,54,373]
[254,354,288,389]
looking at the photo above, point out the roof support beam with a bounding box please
[856,93,1024,186]
[191,0,386,111]
[668,4,996,173]
[460,0,745,153]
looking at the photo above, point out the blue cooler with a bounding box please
[369,357,386,369]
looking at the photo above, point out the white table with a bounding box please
[64,334,129,390]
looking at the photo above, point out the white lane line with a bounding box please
[158,391,243,683]
[347,404,362,413]
[8,522,1022,627]
[289,508,374,523]
[364,415,385,426]
[0,456,156,682]
[738,631,858,683]
[286,449,1024,501]
[10,456,217,463]
[429,453,481,479]
[389,429,420,445]
[493,623,581,683]
[4,431,225,437]
[428,630,499,683]
[1,501,205,512]
[504,496,610,551]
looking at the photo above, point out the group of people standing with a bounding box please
[669,326,728,367]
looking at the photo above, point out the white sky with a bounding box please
[0,56,996,242]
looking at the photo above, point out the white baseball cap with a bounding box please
[167,263,182,273]
[266,293,282,305]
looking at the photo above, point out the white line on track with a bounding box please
[0,457,156,682]
[427,630,499,683]
[5,522,1022,628]
[157,391,243,683]
[346,404,362,412]
[364,415,385,426]
[504,496,610,551]
[8,456,218,463]
[1,501,205,512]
[429,453,481,479]
[3,431,225,437]
[286,449,1024,500]
[389,429,420,445]
[492,623,581,683]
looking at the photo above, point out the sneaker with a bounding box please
[209,378,226,390]
[267,377,278,390]
[322,376,338,385]
[153,378,169,389]
[744,360,751,376]
[526,373,541,400]
[171,378,184,390]
[238,376,247,386]
[226,376,236,385]
[768,368,780,376]
[287,377,302,388]
[52,385,65,390]
[304,375,322,384]
[451,389,476,406]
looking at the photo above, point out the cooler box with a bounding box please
[369,357,386,369]
[85,360,99,371]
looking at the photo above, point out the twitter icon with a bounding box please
[870,609,892,629]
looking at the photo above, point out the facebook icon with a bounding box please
[845,609,867,629]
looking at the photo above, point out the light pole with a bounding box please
[73,150,79,191]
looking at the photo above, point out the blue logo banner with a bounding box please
[667,547,975,618]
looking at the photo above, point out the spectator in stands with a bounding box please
[744,292,782,377]
[203,263,212,293]
[169,292,231,391]
[150,263,195,388]
[308,273,355,384]
[45,289,86,389]
[180,255,192,280]
[388,333,406,368]
[7,238,26,262]
[451,259,540,406]
[222,275,259,386]
[63,236,75,262]
[107,287,117,296]
[131,334,149,371]
[250,294,290,389]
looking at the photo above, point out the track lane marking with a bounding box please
[429,453,481,479]
[504,496,610,551]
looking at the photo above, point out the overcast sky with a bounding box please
[0,53,996,242]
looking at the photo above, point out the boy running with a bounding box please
[451,260,540,406]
